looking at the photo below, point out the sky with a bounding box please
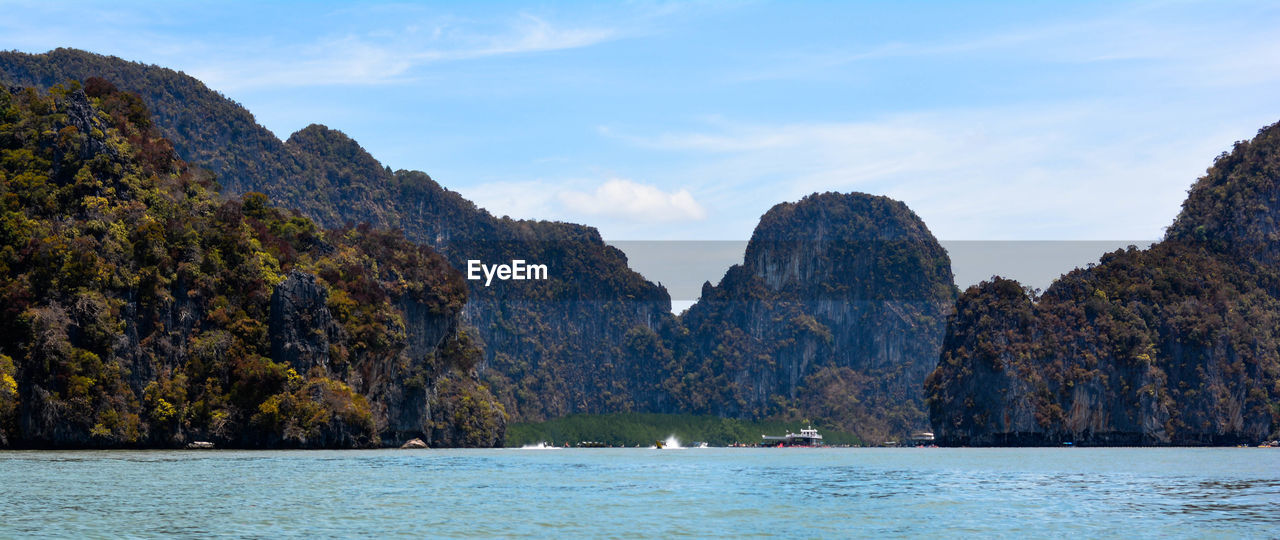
[4,0,1280,246]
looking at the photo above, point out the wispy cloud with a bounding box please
[189,13,618,90]
[414,14,617,61]
[602,101,1256,241]
[734,2,1280,89]
[0,4,627,91]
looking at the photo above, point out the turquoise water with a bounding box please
[1,448,1277,537]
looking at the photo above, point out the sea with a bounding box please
[1,446,1277,538]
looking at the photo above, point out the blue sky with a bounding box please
[6,1,1280,242]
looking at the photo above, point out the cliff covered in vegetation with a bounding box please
[0,50,965,443]
[674,193,957,442]
[0,82,503,448]
[926,123,1280,445]
[0,48,677,423]
[12,48,1276,448]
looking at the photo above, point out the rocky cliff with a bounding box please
[0,49,678,423]
[926,123,1280,446]
[675,193,957,442]
[0,83,503,448]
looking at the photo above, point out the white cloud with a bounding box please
[559,178,707,222]
[464,98,1260,243]
[459,178,706,228]
[603,100,1257,241]
[460,180,559,220]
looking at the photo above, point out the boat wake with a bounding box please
[520,442,561,450]
[651,435,684,449]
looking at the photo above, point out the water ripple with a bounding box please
[1,448,1277,537]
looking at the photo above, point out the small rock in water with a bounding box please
[400,438,428,449]
[186,441,215,449]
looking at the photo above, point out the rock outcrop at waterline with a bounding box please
[0,83,503,448]
[674,192,957,442]
[926,123,1280,446]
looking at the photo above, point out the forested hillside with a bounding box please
[0,48,678,423]
[926,123,1280,445]
[0,81,503,448]
[12,48,1275,447]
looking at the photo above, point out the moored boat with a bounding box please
[761,425,824,447]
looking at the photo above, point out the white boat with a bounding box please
[761,425,824,447]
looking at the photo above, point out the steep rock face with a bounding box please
[263,263,505,448]
[0,50,677,423]
[676,193,957,442]
[270,270,341,375]
[925,278,1071,445]
[0,84,503,448]
[927,123,1280,446]
[281,128,678,421]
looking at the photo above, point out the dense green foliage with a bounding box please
[0,82,503,448]
[506,413,863,447]
[673,193,956,443]
[927,124,1280,446]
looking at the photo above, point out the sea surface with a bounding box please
[1,447,1278,538]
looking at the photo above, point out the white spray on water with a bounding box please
[520,441,561,450]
